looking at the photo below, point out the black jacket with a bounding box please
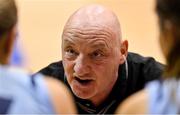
[37,52,164,114]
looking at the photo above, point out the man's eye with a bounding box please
[91,51,103,58]
[66,49,77,56]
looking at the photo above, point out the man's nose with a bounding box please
[73,55,90,76]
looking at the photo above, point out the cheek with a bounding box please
[94,62,116,83]
[94,65,118,93]
[63,60,74,78]
[63,58,73,68]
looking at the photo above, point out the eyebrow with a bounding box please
[63,38,110,51]
[63,39,75,46]
[90,42,109,51]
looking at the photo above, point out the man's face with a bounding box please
[62,26,121,104]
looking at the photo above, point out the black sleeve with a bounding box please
[126,52,164,94]
[142,57,164,81]
[35,61,65,81]
[128,52,164,82]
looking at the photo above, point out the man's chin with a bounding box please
[71,87,96,100]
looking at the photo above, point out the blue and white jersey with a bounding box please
[146,79,180,114]
[0,65,55,114]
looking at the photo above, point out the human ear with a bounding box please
[119,40,128,64]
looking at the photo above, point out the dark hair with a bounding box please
[0,0,17,35]
[156,0,180,78]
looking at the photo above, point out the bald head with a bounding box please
[63,4,122,41]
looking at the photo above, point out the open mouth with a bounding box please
[75,77,93,85]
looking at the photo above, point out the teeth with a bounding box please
[73,73,94,80]
[75,77,91,81]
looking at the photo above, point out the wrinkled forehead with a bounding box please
[62,24,120,49]
[64,24,115,37]
[62,23,118,43]
[62,28,115,53]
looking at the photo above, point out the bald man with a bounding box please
[38,5,164,114]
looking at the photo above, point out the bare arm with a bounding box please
[115,89,148,114]
[44,77,77,114]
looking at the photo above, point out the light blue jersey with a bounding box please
[0,65,55,114]
[146,79,180,114]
